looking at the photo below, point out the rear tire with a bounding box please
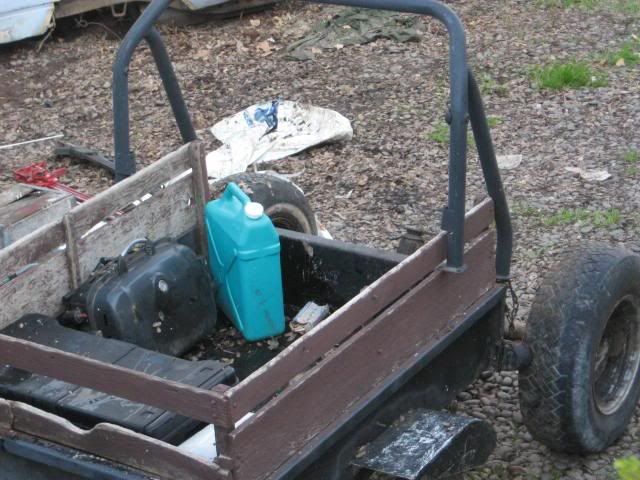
[519,244,640,453]
[210,173,318,235]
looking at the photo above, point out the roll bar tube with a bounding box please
[111,0,511,278]
[313,1,469,273]
[112,0,196,181]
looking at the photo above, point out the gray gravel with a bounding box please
[1,0,639,478]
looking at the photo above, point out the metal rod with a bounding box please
[312,0,469,272]
[112,0,195,181]
[0,134,64,151]
[146,28,197,144]
[468,72,512,280]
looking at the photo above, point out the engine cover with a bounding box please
[63,239,217,356]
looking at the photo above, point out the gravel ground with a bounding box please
[1,0,639,478]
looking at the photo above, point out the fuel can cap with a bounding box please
[244,202,264,220]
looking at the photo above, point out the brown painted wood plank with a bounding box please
[228,232,496,480]
[75,174,197,281]
[10,401,230,480]
[66,142,194,238]
[0,253,70,329]
[270,286,505,480]
[0,220,65,276]
[0,334,234,428]
[225,198,494,420]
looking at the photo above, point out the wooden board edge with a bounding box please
[73,171,198,281]
[66,142,196,235]
[269,285,505,480]
[9,401,230,480]
[0,220,65,276]
[189,141,210,256]
[0,334,234,428]
[227,232,496,479]
[225,198,495,419]
[0,252,71,330]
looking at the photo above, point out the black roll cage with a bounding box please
[111,0,512,279]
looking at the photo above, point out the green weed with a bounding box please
[532,61,608,89]
[426,117,502,144]
[541,0,640,14]
[427,122,449,144]
[479,73,509,97]
[606,39,640,66]
[615,456,640,480]
[623,149,639,164]
[543,208,621,227]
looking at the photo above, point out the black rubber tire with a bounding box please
[519,244,640,453]
[210,173,318,235]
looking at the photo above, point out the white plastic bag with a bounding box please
[206,100,353,179]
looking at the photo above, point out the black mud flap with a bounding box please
[350,409,496,479]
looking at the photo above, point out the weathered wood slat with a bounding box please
[5,196,75,248]
[0,191,56,226]
[225,198,494,420]
[10,402,230,480]
[0,253,70,330]
[0,185,34,209]
[65,142,194,238]
[189,141,210,256]
[74,174,197,281]
[0,334,234,428]
[228,231,496,480]
[0,220,65,276]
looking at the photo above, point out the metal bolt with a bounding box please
[158,279,169,293]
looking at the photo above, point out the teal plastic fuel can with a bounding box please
[205,182,285,341]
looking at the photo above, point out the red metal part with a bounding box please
[14,162,91,202]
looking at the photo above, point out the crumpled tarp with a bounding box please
[287,8,423,61]
[205,100,353,179]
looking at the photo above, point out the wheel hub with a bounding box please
[593,297,640,416]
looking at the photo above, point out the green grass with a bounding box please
[426,117,502,144]
[532,61,608,89]
[542,0,602,7]
[543,208,622,227]
[427,122,450,144]
[487,116,503,128]
[479,73,509,97]
[624,150,639,175]
[541,0,640,14]
[511,203,541,218]
[624,149,639,164]
[512,203,624,229]
[606,39,640,66]
[615,456,640,480]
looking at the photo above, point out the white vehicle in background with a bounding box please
[0,0,278,45]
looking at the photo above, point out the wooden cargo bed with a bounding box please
[0,140,497,479]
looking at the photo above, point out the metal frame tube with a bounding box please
[112,0,196,181]
[111,0,512,277]
[313,0,469,271]
[468,72,512,279]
